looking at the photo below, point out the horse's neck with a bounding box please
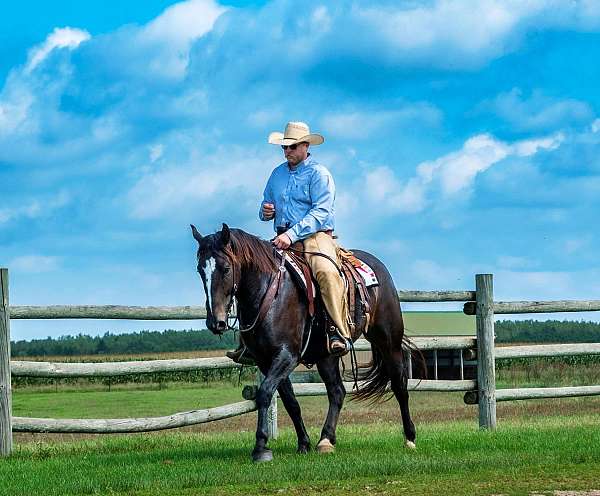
[237,267,272,315]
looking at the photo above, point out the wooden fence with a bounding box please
[1,268,600,457]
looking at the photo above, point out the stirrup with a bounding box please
[328,334,350,357]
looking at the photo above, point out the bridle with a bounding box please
[202,249,287,334]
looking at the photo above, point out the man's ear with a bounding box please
[220,223,231,246]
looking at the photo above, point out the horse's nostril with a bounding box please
[216,321,227,331]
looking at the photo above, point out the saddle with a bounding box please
[281,246,379,341]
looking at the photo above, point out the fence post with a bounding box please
[257,372,278,439]
[0,269,13,456]
[475,273,496,429]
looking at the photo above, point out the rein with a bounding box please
[226,251,286,333]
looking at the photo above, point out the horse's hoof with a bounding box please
[316,438,335,454]
[404,440,416,450]
[297,444,310,454]
[252,449,273,463]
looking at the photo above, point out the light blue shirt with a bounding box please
[259,155,336,243]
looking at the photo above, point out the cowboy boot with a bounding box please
[226,343,256,365]
[328,326,350,357]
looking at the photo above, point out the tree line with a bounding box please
[10,319,600,357]
[11,329,237,357]
[495,319,600,343]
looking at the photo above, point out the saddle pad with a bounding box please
[354,260,378,287]
[278,249,378,290]
[277,250,316,298]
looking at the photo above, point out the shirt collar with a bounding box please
[288,153,312,172]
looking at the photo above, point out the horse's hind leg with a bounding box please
[387,348,416,448]
[316,355,346,453]
[277,377,310,453]
[253,349,297,462]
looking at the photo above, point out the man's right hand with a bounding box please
[262,202,275,220]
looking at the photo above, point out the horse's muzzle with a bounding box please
[206,315,225,335]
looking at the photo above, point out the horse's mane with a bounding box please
[224,229,278,273]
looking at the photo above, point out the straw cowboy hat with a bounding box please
[268,121,324,146]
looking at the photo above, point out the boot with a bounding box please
[226,344,256,365]
[327,327,349,357]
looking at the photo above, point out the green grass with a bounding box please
[12,383,243,419]
[3,416,600,496]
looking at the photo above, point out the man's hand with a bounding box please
[262,202,275,220]
[272,233,292,250]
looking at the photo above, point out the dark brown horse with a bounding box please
[191,223,415,462]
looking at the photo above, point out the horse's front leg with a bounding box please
[315,355,346,453]
[253,348,298,462]
[278,377,310,453]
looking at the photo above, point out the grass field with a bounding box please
[7,352,600,495]
[3,415,600,496]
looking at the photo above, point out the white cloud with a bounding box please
[149,144,164,162]
[321,104,441,140]
[26,27,90,73]
[0,191,70,226]
[10,255,60,273]
[481,89,594,131]
[360,132,563,214]
[136,0,227,79]
[127,145,274,220]
[352,0,600,68]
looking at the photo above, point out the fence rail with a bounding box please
[2,267,600,458]
[12,400,257,433]
[8,290,476,320]
[464,299,600,315]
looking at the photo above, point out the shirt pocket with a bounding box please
[292,175,311,202]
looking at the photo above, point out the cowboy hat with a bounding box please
[268,121,324,146]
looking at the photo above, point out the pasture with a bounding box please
[4,390,600,495]
[5,358,600,495]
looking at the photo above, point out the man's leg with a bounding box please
[303,232,350,355]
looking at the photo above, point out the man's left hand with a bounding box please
[272,233,292,250]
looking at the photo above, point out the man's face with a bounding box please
[283,142,309,166]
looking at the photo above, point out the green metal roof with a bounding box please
[402,311,475,336]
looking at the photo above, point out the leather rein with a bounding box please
[224,250,286,333]
[224,246,340,334]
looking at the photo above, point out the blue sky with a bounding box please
[3,0,600,340]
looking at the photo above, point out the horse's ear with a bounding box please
[220,223,231,246]
[190,224,203,244]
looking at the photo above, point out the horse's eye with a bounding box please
[223,267,231,275]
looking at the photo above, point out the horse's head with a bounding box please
[191,223,236,335]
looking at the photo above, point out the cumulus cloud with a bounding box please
[25,27,90,74]
[362,132,564,214]
[135,0,227,79]
[480,89,594,131]
[126,144,276,223]
[352,0,600,69]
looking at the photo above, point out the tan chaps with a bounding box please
[302,232,350,339]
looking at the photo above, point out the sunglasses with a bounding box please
[281,142,307,151]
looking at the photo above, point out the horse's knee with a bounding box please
[256,387,274,409]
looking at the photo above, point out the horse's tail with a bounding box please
[352,335,426,403]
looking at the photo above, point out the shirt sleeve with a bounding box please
[259,172,275,222]
[286,168,335,243]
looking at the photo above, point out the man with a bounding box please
[227,121,350,363]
